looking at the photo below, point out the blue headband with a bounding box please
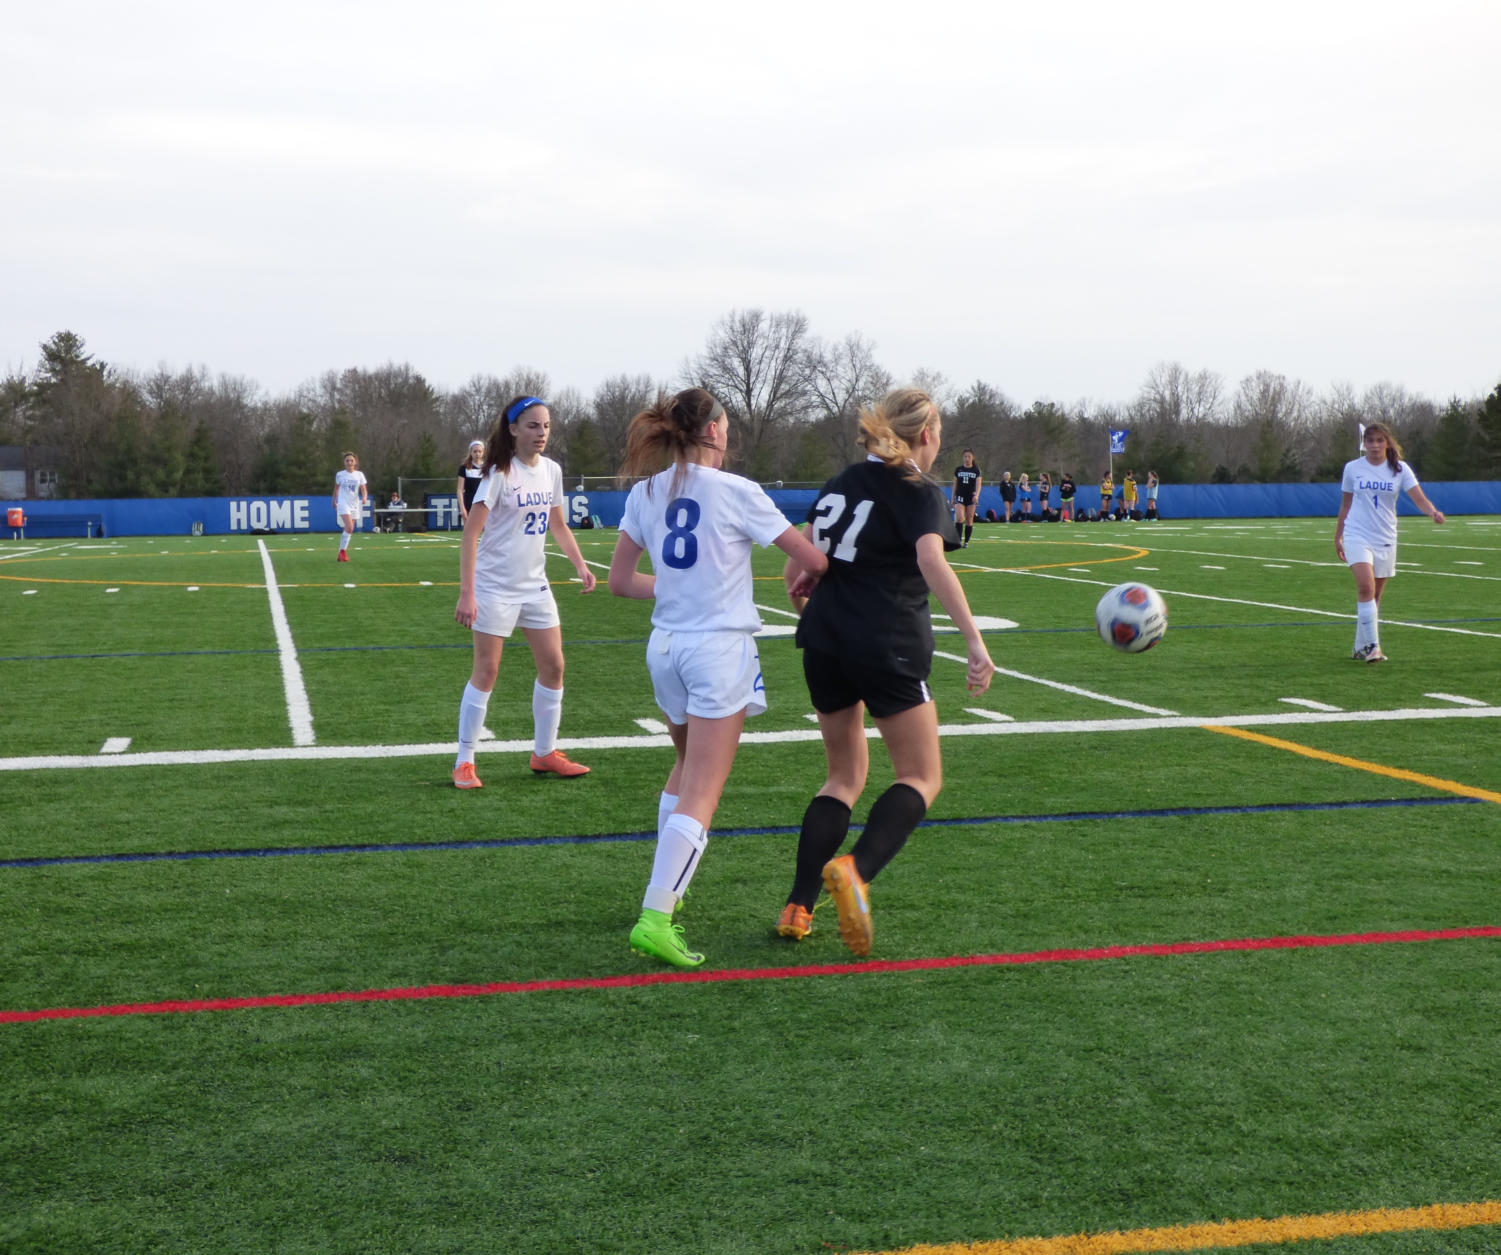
[505,396,544,424]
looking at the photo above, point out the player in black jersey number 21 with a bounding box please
[778,388,996,957]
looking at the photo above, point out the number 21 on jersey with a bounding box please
[810,493,874,562]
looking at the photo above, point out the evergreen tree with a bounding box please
[1477,383,1501,476]
[180,423,223,496]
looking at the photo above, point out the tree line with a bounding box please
[4,318,1499,501]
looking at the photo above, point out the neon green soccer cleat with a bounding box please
[628,909,704,968]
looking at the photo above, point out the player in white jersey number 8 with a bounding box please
[608,388,828,967]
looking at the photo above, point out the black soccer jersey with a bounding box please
[459,463,485,509]
[953,465,981,503]
[796,458,959,677]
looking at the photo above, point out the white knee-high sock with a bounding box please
[658,791,679,837]
[456,682,491,769]
[339,532,351,553]
[643,813,707,914]
[1355,599,1378,651]
[532,681,563,756]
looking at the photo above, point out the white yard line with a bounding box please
[965,563,1501,640]
[5,702,1499,772]
[0,541,78,561]
[933,651,1179,715]
[256,539,316,747]
[1425,693,1489,707]
[1278,698,1343,712]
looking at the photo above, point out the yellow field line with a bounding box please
[861,1200,1501,1254]
[952,541,1149,573]
[1205,725,1501,804]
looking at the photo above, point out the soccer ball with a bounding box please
[1095,582,1168,653]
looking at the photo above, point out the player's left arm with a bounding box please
[915,532,994,694]
[547,505,597,592]
[1406,486,1445,525]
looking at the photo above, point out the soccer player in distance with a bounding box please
[456,439,486,527]
[1335,422,1445,663]
[952,448,982,547]
[608,389,828,967]
[451,396,596,787]
[779,388,996,956]
[333,452,368,561]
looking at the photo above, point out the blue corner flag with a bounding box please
[1109,428,1129,455]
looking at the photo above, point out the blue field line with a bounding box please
[0,795,1480,870]
[6,618,1500,664]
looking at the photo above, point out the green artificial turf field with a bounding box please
[2,517,1499,1254]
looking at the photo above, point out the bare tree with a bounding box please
[590,373,657,473]
[686,309,814,479]
[804,333,891,474]
[1231,370,1318,481]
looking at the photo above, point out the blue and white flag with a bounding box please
[1109,428,1129,455]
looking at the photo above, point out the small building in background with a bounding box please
[0,446,62,499]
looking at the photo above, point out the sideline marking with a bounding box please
[99,738,132,754]
[256,540,315,747]
[864,1200,1501,1255]
[1205,726,1501,804]
[1277,698,1341,712]
[1427,692,1487,707]
[5,702,1501,773]
[4,927,1496,1023]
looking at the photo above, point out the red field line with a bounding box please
[4,926,1497,1025]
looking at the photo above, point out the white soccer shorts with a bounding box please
[473,589,561,638]
[647,628,767,723]
[1343,534,1396,579]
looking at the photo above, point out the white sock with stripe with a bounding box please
[643,813,707,914]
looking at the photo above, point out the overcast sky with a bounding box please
[5,1,1498,410]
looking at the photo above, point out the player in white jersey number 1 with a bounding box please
[333,452,368,561]
[1334,421,1445,663]
[451,397,596,787]
[607,388,828,967]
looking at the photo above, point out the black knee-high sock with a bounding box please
[851,783,928,884]
[963,523,973,544]
[789,795,851,909]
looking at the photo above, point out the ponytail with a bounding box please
[618,388,727,495]
[857,388,938,481]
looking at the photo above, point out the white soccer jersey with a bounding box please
[1341,456,1418,549]
[474,456,565,602]
[335,469,367,514]
[620,463,792,634]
